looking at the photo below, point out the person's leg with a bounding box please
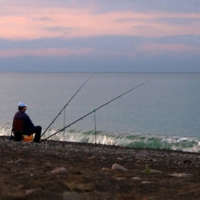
[33,126,42,143]
[14,132,23,141]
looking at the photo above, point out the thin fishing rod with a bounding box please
[41,73,95,137]
[44,80,149,141]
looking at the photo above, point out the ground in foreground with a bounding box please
[0,137,200,200]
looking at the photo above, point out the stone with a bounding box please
[62,191,80,200]
[142,169,163,174]
[51,167,70,175]
[7,160,14,164]
[14,159,23,163]
[142,181,151,184]
[111,163,128,171]
[26,187,42,195]
[132,177,141,181]
[116,177,127,180]
[74,183,94,192]
[102,167,110,171]
[150,169,163,173]
[167,173,193,178]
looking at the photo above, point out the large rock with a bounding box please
[51,167,70,175]
[111,163,128,171]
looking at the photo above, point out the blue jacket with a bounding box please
[12,111,35,135]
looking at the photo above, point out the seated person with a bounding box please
[12,102,41,143]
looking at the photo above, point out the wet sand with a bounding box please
[0,136,200,200]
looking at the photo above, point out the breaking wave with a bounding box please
[1,126,200,153]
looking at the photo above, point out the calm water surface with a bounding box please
[0,72,199,152]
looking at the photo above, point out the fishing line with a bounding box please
[94,111,97,144]
[41,73,95,137]
[43,80,149,141]
[63,107,66,135]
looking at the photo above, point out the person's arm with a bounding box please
[24,113,35,129]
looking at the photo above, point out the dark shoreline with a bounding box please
[1,136,200,199]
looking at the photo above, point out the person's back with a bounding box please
[13,110,35,134]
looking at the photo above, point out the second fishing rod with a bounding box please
[43,80,149,141]
[41,73,94,137]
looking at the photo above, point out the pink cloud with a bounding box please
[0,5,200,40]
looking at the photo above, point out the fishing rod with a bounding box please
[41,73,95,137]
[43,80,149,141]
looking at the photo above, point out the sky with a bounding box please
[0,0,200,72]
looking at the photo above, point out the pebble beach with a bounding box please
[0,136,200,200]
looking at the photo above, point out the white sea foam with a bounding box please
[0,126,11,136]
[1,126,200,153]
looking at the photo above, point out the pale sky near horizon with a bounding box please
[0,0,200,72]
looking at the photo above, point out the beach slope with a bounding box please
[0,136,200,200]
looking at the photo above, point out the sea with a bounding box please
[0,72,200,153]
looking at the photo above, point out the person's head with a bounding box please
[18,102,27,112]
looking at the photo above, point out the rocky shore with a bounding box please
[0,136,200,200]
